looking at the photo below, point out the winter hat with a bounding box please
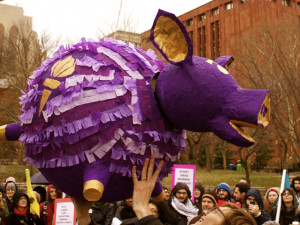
[6,182,16,191]
[6,177,16,184]
[217,183,231,195]
[47,184,53,193]
[202,191,219,205]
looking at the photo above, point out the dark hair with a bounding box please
[222,202,256,225]
[33,186,47,203]
[235,183,250,194]
[291,176,300,189]
[47,186,62,202]
[149,200,174,224]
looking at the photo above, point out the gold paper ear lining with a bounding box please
[230,122,254,142]
[154,16,188,62]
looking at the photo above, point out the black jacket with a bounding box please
[89,203,114,225]
[244,188,271,225]
[136,216,163,225]
[6,192,45,225]
[168,204,187,225]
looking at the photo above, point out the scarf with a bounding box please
[13,206,28,217]
[171,197,198,224]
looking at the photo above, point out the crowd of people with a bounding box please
[0,169,299,225]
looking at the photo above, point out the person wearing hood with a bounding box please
[242,188,271,225]
[291,176,300,207]
[40,185,62,225]
[168,182,198,225]
[4,177,18,212]
[89,202,114,225]
[270,188,300,225]
[263,187,280,213]
[6,191,45,225]
[115,198,138,225]
[217,183,231,202]
[193,182,205,215]
[0,186,9,223]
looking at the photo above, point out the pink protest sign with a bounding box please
[171,164,196,202]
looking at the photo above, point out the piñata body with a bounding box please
[19,38,184,201]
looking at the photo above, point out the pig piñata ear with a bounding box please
[214,56,234,70]
[150,9,193,65]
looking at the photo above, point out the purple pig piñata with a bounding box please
[0,10,270,202]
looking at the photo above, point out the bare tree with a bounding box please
[0,19,61,123]
[230,12,300,168]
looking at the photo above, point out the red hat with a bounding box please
[47,184,53,193]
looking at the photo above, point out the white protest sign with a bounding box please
[54,198,76,225]
[171,164,196,202]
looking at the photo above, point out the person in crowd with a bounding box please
[270,188,300,225]
[189,203,256,225]
[115,197,138,225]
[33,186,47,203]
[33,191,41,203]
[234,182,250,204]
[240,178,248,184]
[149,200,173,225]
[168,182,198,225]
[189,191,219,223]
[263,187,280,213]
[217,183,231,202]
[4,177,18,212]
[40,185,62,225]
[6,191,45,225]
[201,191,218,215]
[163,187,169,201]
[193,181,205,214]
[242,188,271,225]
[262,222,280,225]
[0,186,9,220]
[89,202,114,225]
[291,176,300,207]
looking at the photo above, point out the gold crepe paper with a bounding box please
[217,65,229,74]
[257,92,270,128]
[154,16,188,62]
[51,55,75,78]
[83,179,104,202]
[230,122,255,142]
[39,89,52,116]
[43,78,61,89]
[224,58,234,70]
[230,120,264,130]
[0,125,7,141]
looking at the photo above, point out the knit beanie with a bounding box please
[217,183,231,195]
[202,191,219,205]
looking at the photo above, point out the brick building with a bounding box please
[142,0,300,60]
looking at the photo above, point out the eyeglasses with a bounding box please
[19,197,27,201]
[281,193,293,196]
[176,192,187,196]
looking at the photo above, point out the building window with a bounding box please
[199,13,206,21]
[213,43,216,60]
[298,2,300,8]
[187,18,193,26]
[189,31,194,43]
[226,2,233,10]
[212,8,219,16]
[241,0,249,4]
[212,23,215,41]
[203,27,206,44]
[204,46,206,58]
[218,42,220,57]
[282,0,289,5]
[199,28,202,45]
[217,21,220,40]
[200,47,202,57]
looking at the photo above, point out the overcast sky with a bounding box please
[3,0,211,42]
